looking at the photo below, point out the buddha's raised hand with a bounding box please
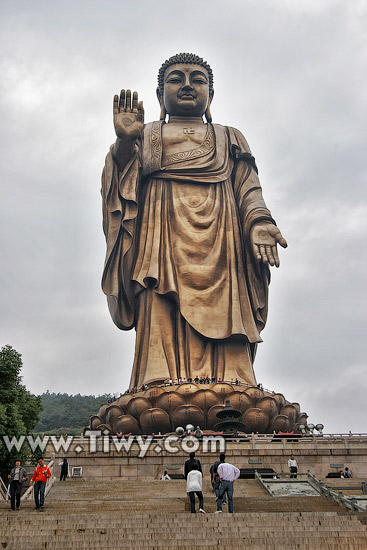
[250,222,288,267]
[113,89,144,141]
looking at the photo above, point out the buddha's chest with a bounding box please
[161,123,207,154]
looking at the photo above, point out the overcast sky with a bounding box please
[1,0,366,434]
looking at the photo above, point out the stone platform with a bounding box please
[48,433,367,480]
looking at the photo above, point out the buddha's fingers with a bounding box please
[266,245,275,266]
[268,225,288,248]
[259,245,268,264]
[253,244,262,263]
[137,101,144,123]
[125,90,132,112]
[272,246,280,267]
[113,95,119,115]
[119,89,126,111]
[132,91,138,112]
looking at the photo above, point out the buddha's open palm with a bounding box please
[250,223,287,267]
[113,89,144,141]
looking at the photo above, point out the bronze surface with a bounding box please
[89,53,308,436]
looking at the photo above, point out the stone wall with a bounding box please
[47,434,367,480]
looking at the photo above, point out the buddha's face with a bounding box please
[161,63,212,117]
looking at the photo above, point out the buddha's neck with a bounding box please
[168,116,204,124]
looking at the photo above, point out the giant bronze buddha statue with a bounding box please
[90,54,306,435]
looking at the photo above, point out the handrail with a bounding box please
[322,482,367,495]
[0,477,8,500]
[46,431,367,440]
[307,471,366,512]
[121,380,271,396]
[271,471,310,479]
[254,470,273,495]
[257,471,310,481]
[255,470,366,512]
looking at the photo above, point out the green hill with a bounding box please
[34,391,114,434]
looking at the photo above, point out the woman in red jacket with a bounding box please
[30,457,51,511]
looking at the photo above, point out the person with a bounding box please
[101,52,287,390]
[215,455,240,513]
[30,457,51,511]
[210,453,227,506]
[184,452,202,480]
[186,463,205,514]
[161,470,171,480]
[8,459,27,511]
[59,458,69,481]
[288,454,298,479]
[344,467,352,478]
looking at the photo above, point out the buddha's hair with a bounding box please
[157,53,214,97]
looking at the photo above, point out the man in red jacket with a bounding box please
[30,457,51,511]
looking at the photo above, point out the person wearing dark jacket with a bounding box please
[184,452,202,480]
[210,453,227,505]
[8,460,28,511]
[59,458,69,481]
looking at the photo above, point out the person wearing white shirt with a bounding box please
[160,470,171,480]
[186,463,205,514]
[215,455,240,513]
[288,455,298,478]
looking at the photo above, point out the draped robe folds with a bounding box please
[101,122,276,388]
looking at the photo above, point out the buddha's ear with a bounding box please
[156,87,166,121]
[156,87,163,104]
[205,92,214,123]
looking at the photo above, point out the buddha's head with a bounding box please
[157,53,214,121]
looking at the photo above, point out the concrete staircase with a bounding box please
[1,478,366,549]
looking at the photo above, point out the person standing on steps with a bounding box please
[215,455,240,514]
[186,463,205,514]
[8,459,27,511]
[59,458,69,481]
[184,451,203,480]
[30,457,51,512]
[210,453,227,506]
[288,454,298,479]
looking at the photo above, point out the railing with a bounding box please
[117,380,271,398]
[255,470,367,512]
[254,469,272,495]
[0,477,9,501]
[21,458,57,501]
[307,471,366,512]
[46,432,367,447]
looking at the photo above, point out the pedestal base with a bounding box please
[89,383,308,435]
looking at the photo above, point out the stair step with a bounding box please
[1,478,366,549]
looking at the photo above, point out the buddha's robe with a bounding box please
[101,122,276,388]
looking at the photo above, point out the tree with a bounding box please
[0,345,42,481]
[34,392,113,433]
